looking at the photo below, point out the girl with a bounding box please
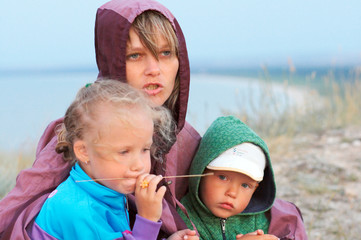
[29,80,196,240]
[0,0,201,239]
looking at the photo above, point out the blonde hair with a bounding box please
[56,80,176,163]
[131,10,180,121]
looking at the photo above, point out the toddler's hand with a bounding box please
[167,229,199,240]
[236,229,279,240]
[135,174,166,222]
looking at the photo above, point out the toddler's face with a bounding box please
[79,105,153,194]
[199,170,258,218]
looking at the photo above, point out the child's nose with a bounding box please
[130,156,144,172]
[226,184,238,198]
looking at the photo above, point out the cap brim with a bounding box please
[207,155,264,181]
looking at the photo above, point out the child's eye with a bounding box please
[142,148,151,153]
[218,175,228,181]
[241,183,250,189]
[118,150,129,155]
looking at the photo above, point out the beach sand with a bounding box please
[270,126,361,239]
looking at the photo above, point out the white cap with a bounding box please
[206,143,266,181]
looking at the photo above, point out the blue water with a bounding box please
[1,72,96,151]
[0,71,293,151]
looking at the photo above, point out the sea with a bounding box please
[0,66,352,152]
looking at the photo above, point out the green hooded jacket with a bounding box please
[178,116,276,240]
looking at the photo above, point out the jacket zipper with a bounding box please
[220,218,227,240]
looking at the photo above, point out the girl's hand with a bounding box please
[167,229,199,240]
[134,174,166,222]
[236,230,279,240]
[236,229,263,239]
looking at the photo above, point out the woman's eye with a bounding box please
[160,50,171,57]
[127,53,140,60]
[218,175,227,181]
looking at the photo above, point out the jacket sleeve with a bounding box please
[29,212,161,240]
[120,215,162,240]
[0,118,72,240]
[163,121,201,204]
[28,222,58,240]
[134,121,201,238]
[268,198,308,240]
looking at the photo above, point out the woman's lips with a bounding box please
[219,202,234,210]
[143,83,163,96]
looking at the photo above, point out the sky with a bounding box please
[1,0,361,71]
[1,0,361,151]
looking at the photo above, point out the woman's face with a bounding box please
[126,27,179,107]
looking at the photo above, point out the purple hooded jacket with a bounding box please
[0,0,307,239]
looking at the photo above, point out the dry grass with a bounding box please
[0,149,35,198]
[229,67,361,140]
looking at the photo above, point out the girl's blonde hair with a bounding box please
[131,10,180,122]
[56,80,176,163]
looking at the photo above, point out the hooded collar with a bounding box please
[70,163,127,211]
[94,0,190,131]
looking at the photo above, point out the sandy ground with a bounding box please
[269,126,361,240]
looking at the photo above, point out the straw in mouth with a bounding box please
[75,172,214,183]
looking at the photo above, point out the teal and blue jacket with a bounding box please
[30,163,161,240]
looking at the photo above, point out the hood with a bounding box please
[94,0,190,131]
[188,116,276,215]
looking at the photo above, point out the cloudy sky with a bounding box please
[1,0,361,71]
